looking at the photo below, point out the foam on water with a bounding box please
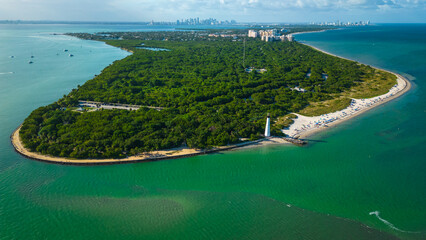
[404,73,417,81]
[0,72,14,75]
[369,211,420,233]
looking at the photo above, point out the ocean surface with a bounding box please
[0,24,425,239]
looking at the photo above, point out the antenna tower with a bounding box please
[243,38,246,68]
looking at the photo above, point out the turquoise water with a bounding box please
[0,24,425,239]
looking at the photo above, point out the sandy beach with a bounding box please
[291,29,331,36]
[283,43,411,139]
[11,127,202,164]
[11,126,290,164]
[283,75,410,139]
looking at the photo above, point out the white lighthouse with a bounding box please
[264,113,271,137]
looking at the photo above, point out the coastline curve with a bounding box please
[286,43,412,139]
[10,36,412,165]
[11,126,290,165]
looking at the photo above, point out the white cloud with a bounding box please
[0,0,424,21]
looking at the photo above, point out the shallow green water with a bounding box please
[0,24,424,239]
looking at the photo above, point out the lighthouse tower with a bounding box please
[264,113,271,137]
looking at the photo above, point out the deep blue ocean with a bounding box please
[0,24,424,239]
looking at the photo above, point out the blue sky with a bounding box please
[0,0,425,23]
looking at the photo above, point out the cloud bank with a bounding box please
[0,0,424,22]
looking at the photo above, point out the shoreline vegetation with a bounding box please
[285,73,410,139]
[284,43,411,139]
[11,127,289,165]
[12,28,411,165]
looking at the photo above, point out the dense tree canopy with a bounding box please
[20,31,377,159]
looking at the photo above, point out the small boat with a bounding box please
[69,54,74,57]
[9,56,14,58]
[64,49,68,52]
[30,55,34,58]
[28,61,33,64]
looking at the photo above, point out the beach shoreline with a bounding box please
[295,75,410,139]
[282,42,411,140]
[291,29,333,36]
[10,34,411,165]
[11,126,291,165]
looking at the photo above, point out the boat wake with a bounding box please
[369,211,420,233]
[0,72,14,75]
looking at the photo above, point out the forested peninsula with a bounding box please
[18,29,396,159]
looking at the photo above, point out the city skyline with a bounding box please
[0,0,425,23]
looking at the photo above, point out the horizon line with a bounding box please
[1,20,425,25]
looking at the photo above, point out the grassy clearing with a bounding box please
[297,66,396,117]
[299,97,352,117]
[345,66,397,99]
[275,114,298,128]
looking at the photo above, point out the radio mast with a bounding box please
[243,38,246,68]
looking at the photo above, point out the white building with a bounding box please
[247,29,293,42]
[264,114,271,137]
[261,35,274,42]
[248,30,258,38]
[268,29,279,36]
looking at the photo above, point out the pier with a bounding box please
[283,137,307,146]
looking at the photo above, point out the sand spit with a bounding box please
[283,74,411,139]
[11,127,289,165]
[279,40,412,139]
